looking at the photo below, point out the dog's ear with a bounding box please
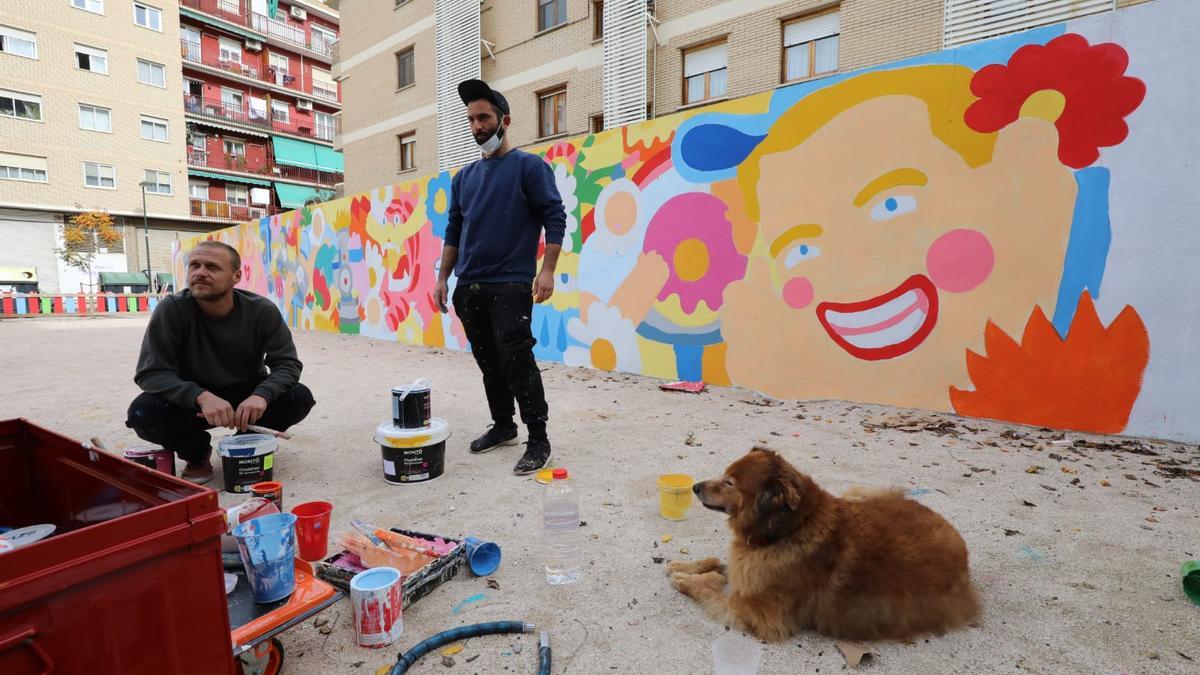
[749,471,805,543]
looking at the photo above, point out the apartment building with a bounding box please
[336,0,1148,195]
[0,0,341,293]
[0,0,193,293]
[179,0,342,226]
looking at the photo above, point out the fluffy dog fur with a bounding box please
[668,447,980,642]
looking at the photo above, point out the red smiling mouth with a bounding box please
[816,275,939,360]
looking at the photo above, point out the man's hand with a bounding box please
[533,269,555,304]
[196,391,236,428]
[434,279,450,313]
[235,395,268,431]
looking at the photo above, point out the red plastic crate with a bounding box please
[0,419,235,675]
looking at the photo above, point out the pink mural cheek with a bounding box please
[926,229,995,293]
[782,277,815,310]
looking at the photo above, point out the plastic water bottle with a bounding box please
[543,468,581,585]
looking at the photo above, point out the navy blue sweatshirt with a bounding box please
[444,149,567,284]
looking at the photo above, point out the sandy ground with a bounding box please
[2,316,1198,674]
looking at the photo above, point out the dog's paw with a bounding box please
[669,572,694,594]
[667,557,723,575]
[665,560,692,575]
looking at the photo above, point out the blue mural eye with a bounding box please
[560,273,569,284]
[870,195,917,221]
[783,244,821,269]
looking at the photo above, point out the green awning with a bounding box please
[188,170,272,187]
[156,273,174,286]
[275,183,322,208]
[315,145,344,172]
[271,136,321,170]
[99,272,149,285]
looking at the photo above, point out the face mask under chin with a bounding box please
[477,123,505,155]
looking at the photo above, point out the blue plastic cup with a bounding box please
[463,536,501,576]
[234,512,298,603]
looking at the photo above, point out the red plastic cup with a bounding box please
[290,501,333,562]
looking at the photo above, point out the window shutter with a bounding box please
[683,43,727,78]
[435,0,481,171]
[784,11,839,47]
[602,0,648,130]
[944,0,1114,48]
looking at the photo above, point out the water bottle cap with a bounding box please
[552,468,568,480]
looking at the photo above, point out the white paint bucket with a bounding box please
[350,566,404,648]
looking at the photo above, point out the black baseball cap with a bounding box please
[457,79,510,115]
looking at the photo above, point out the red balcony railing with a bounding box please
[190,198,279,222]
[181,39,335,103]
[180,0,336,58]
[184,94,338,143]
[188,147,344,186]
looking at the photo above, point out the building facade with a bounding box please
[336,0,1150,195]
[0,0,341,293]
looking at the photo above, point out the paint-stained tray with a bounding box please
[315,528,465,609]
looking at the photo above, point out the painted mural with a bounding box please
[178,1,1200,441]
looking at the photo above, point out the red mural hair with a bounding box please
[964,33,1146,168]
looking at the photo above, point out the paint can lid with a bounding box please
[375,418,451,447]
[217,433,279,457]
[0,523,56,548]
[552,468,568,480]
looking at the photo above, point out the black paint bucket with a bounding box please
[391,380,432,429]
[217,433,278,494]
[374,418,450,484]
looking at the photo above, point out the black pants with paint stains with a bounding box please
[125,378,315,464]
[453,282,549,435]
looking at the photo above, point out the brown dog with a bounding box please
[668,447,980,642]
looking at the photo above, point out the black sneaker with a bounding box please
[513,438,552,475]
[469,425,519,454]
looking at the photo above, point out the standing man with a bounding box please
[127,240,315,483]
[434,79,566,475]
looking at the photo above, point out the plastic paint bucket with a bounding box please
[658,474,695,521]
[233,512,297,604]
[123,445,175,476]
[250,481,284,512]
[217,434,278,494]
[291,501,333,562]
[463,536,501,576]
[391,379,432,429]
[374,418,450,484]
[350,566,404,648]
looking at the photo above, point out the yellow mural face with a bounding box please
[722,95,1077,408]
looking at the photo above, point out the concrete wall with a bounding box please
[183,0,1199,442]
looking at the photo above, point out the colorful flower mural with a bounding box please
[178,8,1191,439]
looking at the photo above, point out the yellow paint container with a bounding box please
[657,474,695,521]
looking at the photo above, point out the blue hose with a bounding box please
[389,621,538,674]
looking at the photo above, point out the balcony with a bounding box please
[180,0,336,59]
[188,146,344,186]
[185,94,338,143]
[190,198,278,223]
[181,39,336,106]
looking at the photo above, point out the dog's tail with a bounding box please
[840,485,905,502]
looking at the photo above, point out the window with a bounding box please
[72,0,103,14]
[312,68,338,101]
[591,113,604,133]
[140,115,169,142]
[189,180,209,199]
[0,89,42,121]
[269,52,289,73]
[592,1,603,40]
[311,25,336,53]
[137,59,166,87]
[396,48,414,89]
[315,111,336,141]
[0,25,38,59]
[219,37,242,63]
[222,87,245,110]
[79,103,112,132]
[783,11,839,82]
[538,88,566,138]
[271,100,290,123]
[83,162,116,189]
[682,41,727,105]
[226,184,249,205]
[223,139,246,157]
[0,152,48,183]
[398,132,415,172]
[538,0,567,32]
[134,2,163,31]
[143,169,172,194]
[74,44,108,74]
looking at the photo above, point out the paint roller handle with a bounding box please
[246,424,292,440]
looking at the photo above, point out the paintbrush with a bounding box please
[350,518,387,547]
[247,424,292,440]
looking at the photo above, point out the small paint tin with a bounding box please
[250,481,284,512]
[123,445,175,476]
[391,380,432,429]
[351,567,404,648]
